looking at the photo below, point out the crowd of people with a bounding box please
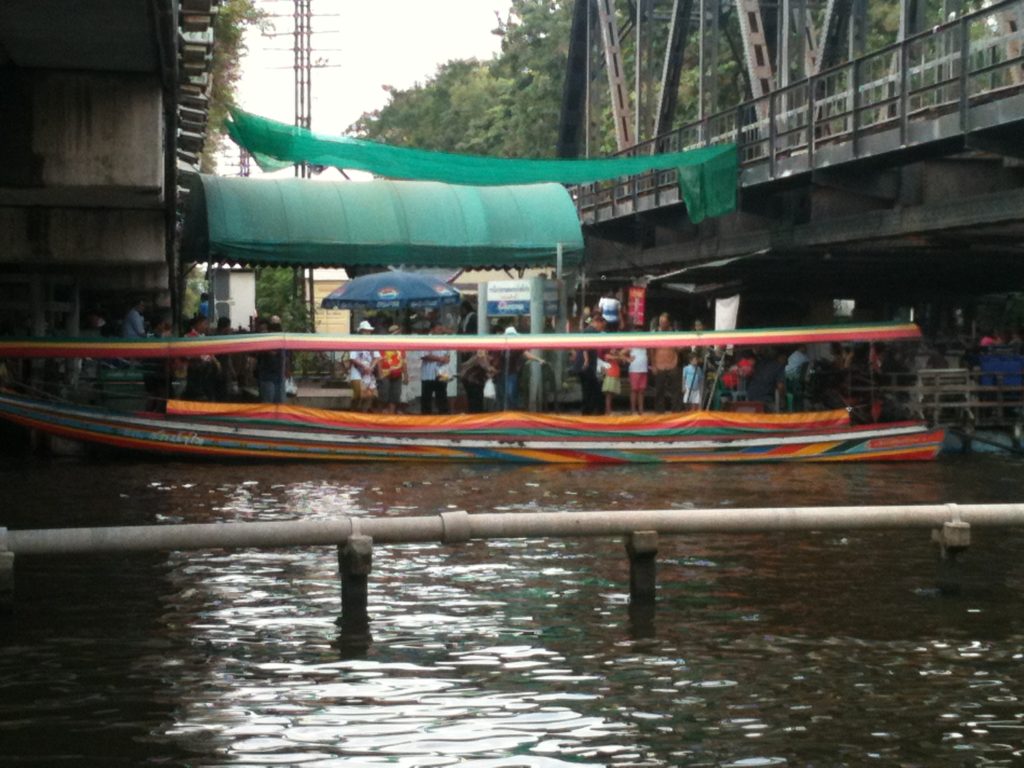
[79,293,1024,419]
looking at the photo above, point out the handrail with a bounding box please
[4,504,1024,554]
[577,0,1024,215]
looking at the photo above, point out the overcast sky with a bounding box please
[220,0,508,174]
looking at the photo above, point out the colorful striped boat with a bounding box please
[0,323,944,462]
[0,393,943,463]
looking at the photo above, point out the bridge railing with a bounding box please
[576,0,1024,222]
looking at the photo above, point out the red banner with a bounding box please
[628,286,646,329]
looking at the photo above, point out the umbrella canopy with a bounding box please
[321,271,461,311]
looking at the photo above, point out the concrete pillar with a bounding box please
[626,530,659,605]
[338,535,373,624]
[0,528,12,613]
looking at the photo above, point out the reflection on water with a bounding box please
[1,455,1023,766]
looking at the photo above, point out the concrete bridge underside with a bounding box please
[587,152,1024,300]
[0,0,219,336]
[0,3,177,306]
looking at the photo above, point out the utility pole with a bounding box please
[293,0,315,330]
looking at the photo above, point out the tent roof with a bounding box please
[180,175,585,269]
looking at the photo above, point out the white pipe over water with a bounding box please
[3,504,1023,555]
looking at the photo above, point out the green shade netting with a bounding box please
[180,175,584,268]
[227,109,738,223]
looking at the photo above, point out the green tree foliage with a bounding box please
[255,268,310,331]
[201,0,266,172]
[490,0,575,156]
[351,1,574,158]
[341,0,951,159]
[352,60,510,154]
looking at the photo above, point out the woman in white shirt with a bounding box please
[597,292,621,331]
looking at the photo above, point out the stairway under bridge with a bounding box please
[571,0,1024,301]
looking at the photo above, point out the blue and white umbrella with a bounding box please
[320,270,461,311]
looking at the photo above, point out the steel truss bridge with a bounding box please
[563,0,1024,300]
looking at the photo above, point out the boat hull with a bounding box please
[0,393,944,463]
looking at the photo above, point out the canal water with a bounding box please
[1,455,1023,766]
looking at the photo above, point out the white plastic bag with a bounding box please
[483,377,497,400]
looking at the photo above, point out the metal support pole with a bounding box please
[851,59,860,157]
[850,0,868,58]
[477,283,489,337]
[958,17,970,133]
[808,73,816,165]
[338,534,373,625]
[780,0,791,87]
[635,0,643,144]
[555,245,568,408]
[932,505,971,594]
[654,0,694,138]
[279,348,288,403]
[626,530,658,604]
[585,0,592,157]
[698,0,706,120]
[293,0,312,178]
[595,0,635,150]
[0,528,12,613]
[737,0,775,99]
[529,276,545,412]
[899,40,910,145]
[711,0,721,117]
[65,282,81,392]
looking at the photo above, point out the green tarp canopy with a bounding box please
[227,109,738,224]
[180,175,585,268]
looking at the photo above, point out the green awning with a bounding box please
[181,175,584,268]
[226,109,738,224]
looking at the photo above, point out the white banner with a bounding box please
[715,295,740,331]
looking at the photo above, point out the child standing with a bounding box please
[601,349,622,415]
[682,354,704,410]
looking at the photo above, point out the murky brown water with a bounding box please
[1,455,1023,766]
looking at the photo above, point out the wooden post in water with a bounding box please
[338,535,373,625]
[626,530,659,604]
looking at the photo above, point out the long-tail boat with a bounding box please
[0,323,944,463]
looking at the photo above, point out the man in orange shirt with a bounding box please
[378,324,408,414]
